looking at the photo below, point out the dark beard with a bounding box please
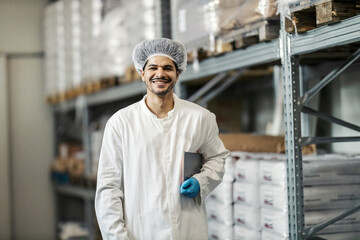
[146,79,176,97]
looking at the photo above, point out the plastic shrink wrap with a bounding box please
[259,159,287,186]
[206,156,234,204]
[304,184,360,211]
[260,183,360,211]
[97,1,158,80]
[64,0,81,91]
[261,207,360,237]
[305,209,360,234]
[208,220,233,240]
[302,154,360,186]
[233,203,261,230]
[261,229,289,240]
[224,155,236,182]
[206,156,234,239]
[261,207,289,236]
[317,232,360,240]
[233,181,260,207]
[260,184,288,211]
[44,1,65,97]
[80,0,102,83]
[232,152,260,183]
[259,154,360,186]
[207,180,233,205]
[175,0,278,51]
[206,198,233,225]
[234,225,261,240]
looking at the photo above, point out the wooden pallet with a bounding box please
[69,174,97,189]
[187,18,280,63]
[222,18,280,49]
[46,77,119,104]
[81,76,119,95]
[46,95,58,104]
[187,48,213,63]
[123,65,139,83]
[286,0,360,33]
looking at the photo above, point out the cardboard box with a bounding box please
[219,133,316,154]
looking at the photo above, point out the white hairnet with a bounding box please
[132,38,187,75]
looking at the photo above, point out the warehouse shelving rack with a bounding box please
[51,3,360,239]
[281,13,360,239]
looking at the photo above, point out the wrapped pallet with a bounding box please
[175,0,278,51]
[80,0,102,82]
[258,153,360,237]
[64,0,82,92]
[44,1,65,99]
[96,0,159,81]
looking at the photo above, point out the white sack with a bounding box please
[205,199,233,225]
[233,203,261,230]
[207,220,233,240]
[233,181,260,207]
[234,225,261,240]
[260,208,289,237]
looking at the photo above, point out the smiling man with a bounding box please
[95,38,229,240]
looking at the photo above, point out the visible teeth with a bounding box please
[153,81,168,84]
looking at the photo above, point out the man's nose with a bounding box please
[155,68,165,77]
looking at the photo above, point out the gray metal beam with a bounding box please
[304,204,360,238]
[54,81,146,112]
[187,72,228,102]
[299,48,360,106]
[180,39,281,82]
[290,15,360,55]
[86,81,146,106]
[300,136,360,146]
[197,70,245,106]
[55,185,95,200]
[302,106,360,132]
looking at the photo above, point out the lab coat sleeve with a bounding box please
[193,113,230,204]
[95,120,129,240]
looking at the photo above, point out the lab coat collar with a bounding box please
[141,93,179,119]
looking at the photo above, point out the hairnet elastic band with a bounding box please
[144,53,177,69]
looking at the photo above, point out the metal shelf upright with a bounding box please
[281,13,360,240]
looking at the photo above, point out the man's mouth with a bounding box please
[150,78,171,84]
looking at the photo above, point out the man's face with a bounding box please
[141,56,179,97]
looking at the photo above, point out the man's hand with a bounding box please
[180,177,200,198]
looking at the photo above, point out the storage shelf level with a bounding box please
[55,184,95,200]
[291,15,360,55]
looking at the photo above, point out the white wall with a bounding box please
[0,0,55,239]
[0,0,45,53]
[0,54,11,240]
[331,62,360,153]
[9,57,55,240]
[305,61,360,154]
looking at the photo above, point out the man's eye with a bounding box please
[149,67,157,70]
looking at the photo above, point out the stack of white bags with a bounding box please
[206,157,235,240]
[206,152,360,240]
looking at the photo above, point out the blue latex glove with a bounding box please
[180,177,200,198]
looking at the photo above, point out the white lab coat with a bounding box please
[95,94,230,240]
